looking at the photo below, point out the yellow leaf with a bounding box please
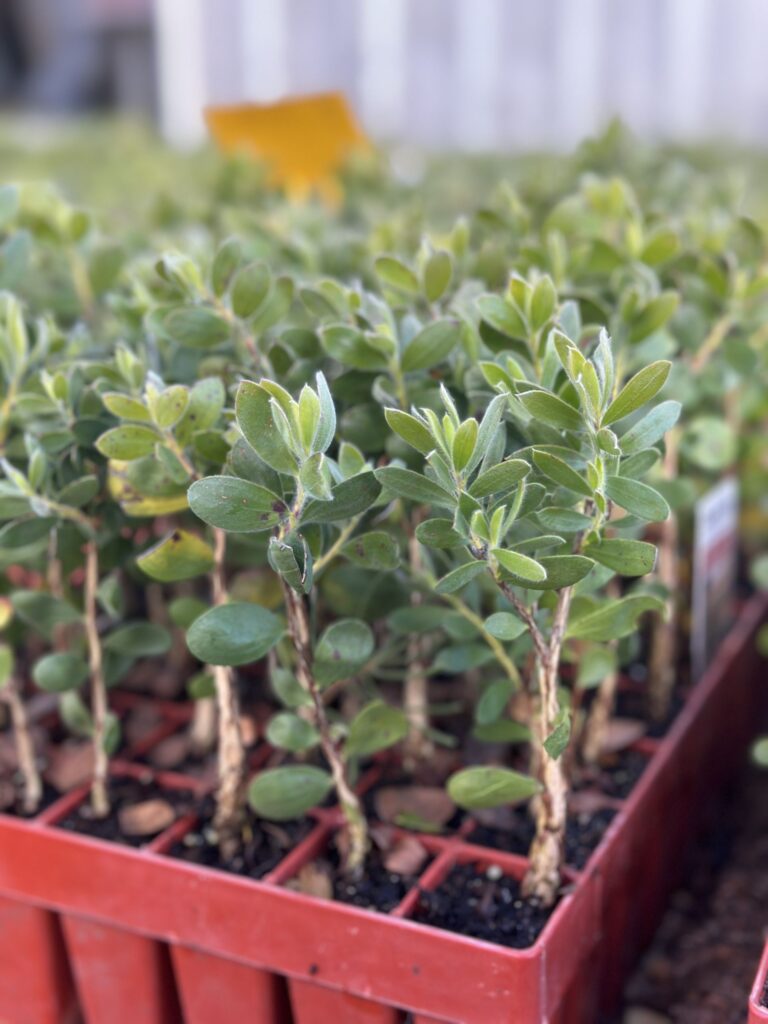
[107,462,188,518]
[205,92,370,206]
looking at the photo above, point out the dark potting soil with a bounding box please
[0,778,61,819]
[615,686,686,739]
[469,805,617,870]
[578,748,649,800]
[413,862,552,948]
[331,845,420,913]
[170,798,312,879]
[620,765,768,1023]
[56,775,194,848]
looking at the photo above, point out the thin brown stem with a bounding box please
[280,578,367,874]
[647,430,679,721]
[521,586,571,906]
[210,529,246,859]
[84,540,109,818]
[5,675,42,814]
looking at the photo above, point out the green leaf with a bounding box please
[619,400,681,455]
[530,276,557,330]
[321,325,390,370]
[415,518,464,548]
[518,554,593,590]
[60,691,93,738]
[235,381,298,475]
[271,667,311,709]
[543,707,570,759]
[188,475,286,533]
[96,425,159,461]
[104,623,171,657]
[375,255,419,293]
[58,475,99,508]
[102,393,152,423]
[424,250,452,302]
[401,320,460,372]
[469,459,530,499]
[149,385,189,430]
[432,643,495,674]
[266,712,319,753]
[567,595,665,641]
[473,720,530,743]
[374,466,455,509]
[751,737,768,768]
[137,530,215,582]
[0,517,56,549]
[268,535,313,594]
[169,596,208,629]
[211,237,242,296]
[586,538,657,576]
[231,262,270,318]
[384,409,434,455]
[345,700,409,758]
[537,507,592,532]
[447,766,540,809]
[175,377,226,446]
[476,677,515,725]
[476,294,527,340]
[187,603,283,666]
[315,618,374,686]
[187,671,215,699]
[750,554,768,591]
[484,612,526,640]
[341,531,400,570]
[33,653,89,693]
[434,561,486,594]
[248,765,333,821]
[452,419,478,472]
[518,390,582,431]
[576,647,617,689]
[602,361,671,426]
[605,476,669,521]
[301,472,381,524]
[0,644,12,688]
[492,548,547,583]
[163,306,231,349]
[627,292,678,343]
[313,372,336,455]
[299,452,332,501]
[532,450,593,497]
[11,591,80,640]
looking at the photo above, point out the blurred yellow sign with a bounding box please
[205,92,369,205]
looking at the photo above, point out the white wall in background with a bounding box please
[153,0,768,149]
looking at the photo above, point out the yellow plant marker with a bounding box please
[205,92,370,206]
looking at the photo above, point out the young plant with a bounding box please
[0,373,170,817]
[94,364,260,854]
[379,327,670,904]
[188,372,407,875]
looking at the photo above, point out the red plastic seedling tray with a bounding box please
[0,594,764,1024]
[749,940,768,1023]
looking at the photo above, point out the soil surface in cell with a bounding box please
[578,747,649,800]
[469,804,617,870]
[171,799,313,879]
[56,775,194,847]
[290,835,427,914]
[413,862,553,948]
[0,777,61,818]
[615,686,686,739]
[620,759,768,1023]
